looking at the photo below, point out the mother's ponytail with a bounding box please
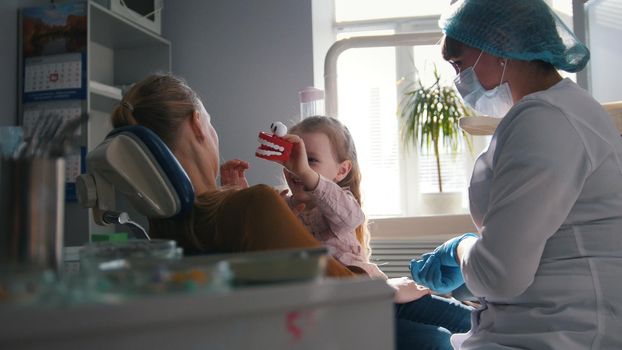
[111,100,138,127]
[110,74,200,148]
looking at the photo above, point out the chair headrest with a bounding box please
[87,125,194,221]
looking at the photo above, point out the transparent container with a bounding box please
[0,126,23,157]
[78,239,233,302]
[82,257,232,302]
[79,239,181,272]
[299,86,325,119]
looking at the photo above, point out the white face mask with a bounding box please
[454,51,514,117]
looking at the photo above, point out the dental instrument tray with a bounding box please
[189,247,329,285]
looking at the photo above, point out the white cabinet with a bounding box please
[0,278,395,350]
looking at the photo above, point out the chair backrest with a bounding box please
[86,125,194,221]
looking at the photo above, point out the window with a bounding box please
[335,0,448,22]
[317,0,579,218]
[326,1,477,218]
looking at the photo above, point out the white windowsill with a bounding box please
[368,214,476,240]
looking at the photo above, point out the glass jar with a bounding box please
[298,86,325,119]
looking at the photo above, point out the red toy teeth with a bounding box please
[256,122,292,161]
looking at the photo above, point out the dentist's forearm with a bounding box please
[456,236,478,264]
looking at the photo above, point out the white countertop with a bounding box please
[0,277,395,350]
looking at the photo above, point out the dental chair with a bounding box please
[76,125,194,239]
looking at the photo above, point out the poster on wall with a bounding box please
[20,1,87,202]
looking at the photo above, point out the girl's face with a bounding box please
[284,131,349,200]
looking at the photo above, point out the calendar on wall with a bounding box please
[64,146,87,202]
[22,101,86,201]
[20,2,88,202]
[21,3,87,103]
[24,53,82,94]
[22,101,83,136]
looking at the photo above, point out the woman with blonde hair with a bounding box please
[111,73,355,277]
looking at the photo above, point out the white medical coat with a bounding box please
[452,79,622,349]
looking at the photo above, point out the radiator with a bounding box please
[370,238,444,278]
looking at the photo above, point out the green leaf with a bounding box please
[397,63,474,192]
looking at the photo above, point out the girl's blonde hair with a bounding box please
[289,116,371,259]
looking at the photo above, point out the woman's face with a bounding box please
[445,44,505,91]
[198,100,220,179]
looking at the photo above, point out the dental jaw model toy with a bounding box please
[256,122,292,161]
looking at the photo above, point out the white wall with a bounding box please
[586,0,622,103]
[0,1,18,126]
[162,0,314,186]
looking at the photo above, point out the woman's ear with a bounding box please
[189,110,205,142]
[335,160,352,182]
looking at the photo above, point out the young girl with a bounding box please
[222,117,383,276]
[222,116,471,349]
[274,116,386,277]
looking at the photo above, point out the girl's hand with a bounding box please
[274,134,319,191]
[387,277,432,304]
[220,159,250,188]
[279,189,306,215]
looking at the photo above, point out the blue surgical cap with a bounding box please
[440,0,590,72]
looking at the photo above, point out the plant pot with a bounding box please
[417,192,465,216]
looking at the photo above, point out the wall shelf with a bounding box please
[89,80,122,100]
[459,101,622,136]
[18,1,172,245]
[89,1,169,50]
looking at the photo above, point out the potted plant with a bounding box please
[398,66,472,194]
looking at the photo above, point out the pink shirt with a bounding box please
[286,175,386,279]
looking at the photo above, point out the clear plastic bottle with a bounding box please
[298,87,325,119]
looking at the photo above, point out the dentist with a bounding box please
[410,0,622,348]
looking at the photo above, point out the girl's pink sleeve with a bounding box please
[309,175,365,237]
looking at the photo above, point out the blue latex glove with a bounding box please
[409,233,478,294]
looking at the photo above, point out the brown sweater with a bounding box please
[150,184,356,278]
